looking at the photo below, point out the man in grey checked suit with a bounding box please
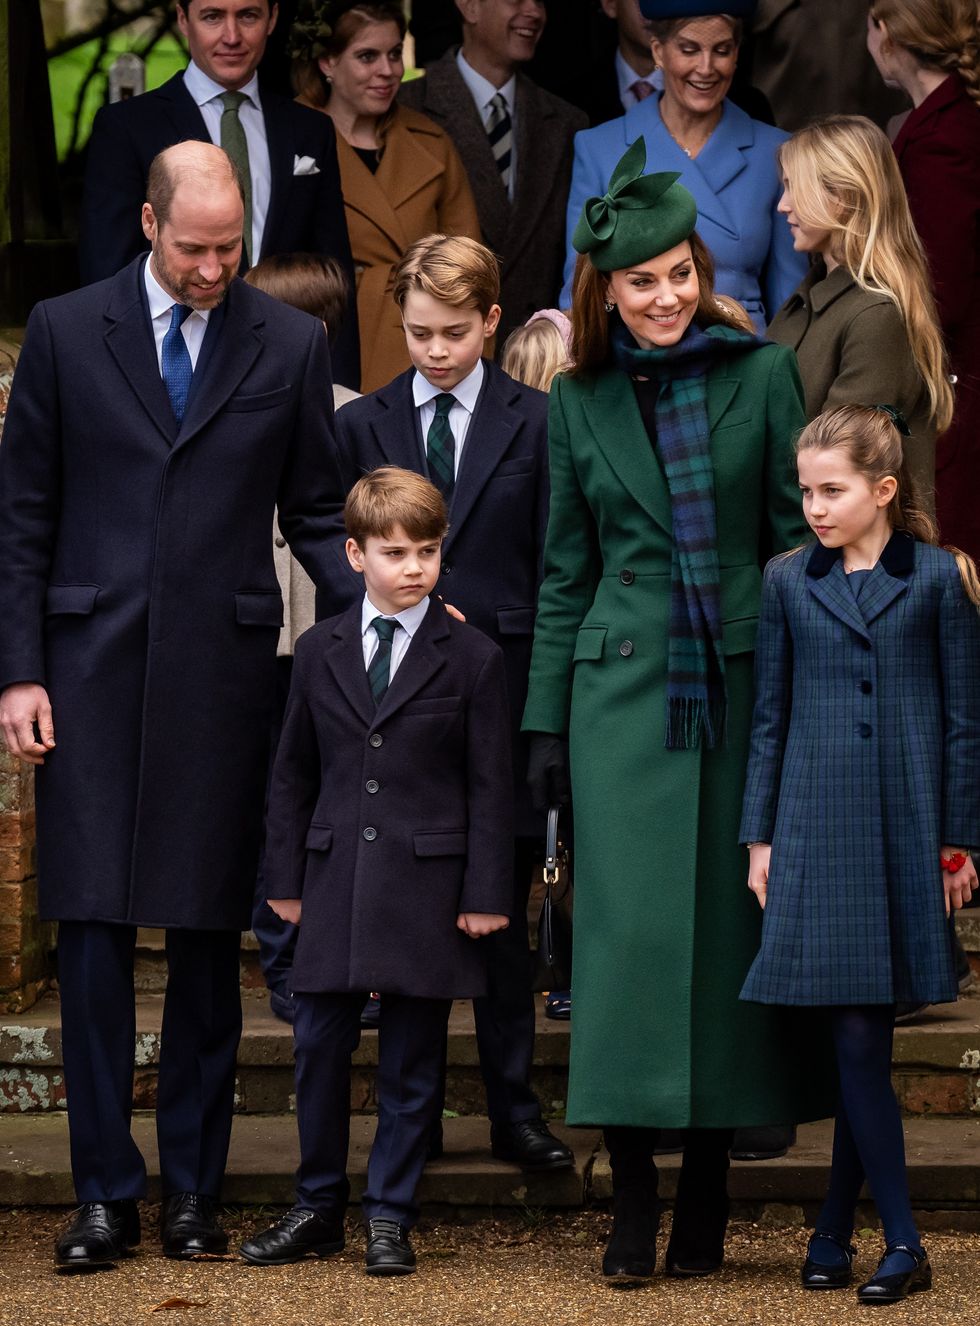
[399,0,587,341]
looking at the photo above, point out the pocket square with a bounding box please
[293,154,320,176]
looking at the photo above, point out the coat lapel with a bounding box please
[368,373,424,470]
[375,599,449,720]
[260,92,292,262]
[324,608,375,726]
[446,365,520,549]
[805,545,870,642]
[378,117,445,214]
[173,280,262,448]
[858,531,915,624]
[339,133,407,255]
[428,56,511,246]
[103,259,177,448]
[627,101,739,238]
[584,377,673,539]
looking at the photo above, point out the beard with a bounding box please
[150,245,236,311]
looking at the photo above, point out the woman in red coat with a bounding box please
[868,0,980,559]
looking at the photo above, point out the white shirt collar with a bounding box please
[143,255,211,327]
[361,593,430,639]
[412,360,484,415]
[456,49,516,114]
[183,60,261,110]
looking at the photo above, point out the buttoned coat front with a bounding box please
[264,599,514,998]
[522,338,836,1127]
[740,536,980,1005]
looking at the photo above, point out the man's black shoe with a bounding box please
[160,1193,228,1259]
[54,1200,140,1272]
[240,1206,345,1265]
[490,1120,574,1172]
[730,1124,796,1160]
[364,1218,416,1275]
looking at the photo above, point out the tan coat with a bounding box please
[336,105,481,393]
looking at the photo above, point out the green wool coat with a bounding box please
[523,339,836,1127]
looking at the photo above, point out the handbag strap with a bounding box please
[544,805,562,886]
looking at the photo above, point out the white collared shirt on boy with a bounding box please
[413,361,485,478]
[360,594,430,680]
[456,49,518,201]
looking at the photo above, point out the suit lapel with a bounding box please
[160,72,212,141]
[374,600,449,721]
[429,58,510,245]
[368,373,425,470]
[174,280,262,448]
[260,93,292,262]
[324,608,375,726]
[446,365,520,549]
[585,378,673,539]
[103,259,177,448]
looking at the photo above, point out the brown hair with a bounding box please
[569,231,746,376]
[796,405,980,603]
[392,233,500,316]
[344,466,449,545]
[291,2,406,108]
[869,0,980,105]
[501,319,571,393]
[244,253,349,340]
[648,14,743,45]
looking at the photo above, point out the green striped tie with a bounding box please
[426,393,456,500]
[368,617,398,707]
[220,90,253,265]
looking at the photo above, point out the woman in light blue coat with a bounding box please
[560,5,805,329]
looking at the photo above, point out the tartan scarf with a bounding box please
[612,320,762,749]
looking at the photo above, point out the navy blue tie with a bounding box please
[162,303,193,426]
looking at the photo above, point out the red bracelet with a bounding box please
[941,852,968,873]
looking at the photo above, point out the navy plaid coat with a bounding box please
[740,533,980,1005]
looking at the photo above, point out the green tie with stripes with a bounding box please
[426,393,456,500]
[368,618,398,707]
[220,90,253,265]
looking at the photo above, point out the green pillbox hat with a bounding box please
[572,137,698,272]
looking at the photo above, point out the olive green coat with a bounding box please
[523,341,836,1127]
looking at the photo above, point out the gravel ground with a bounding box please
[0,1208,977,1326]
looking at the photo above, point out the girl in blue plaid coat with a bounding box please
[739,404,980,1305]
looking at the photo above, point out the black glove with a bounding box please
[526,733,571,815]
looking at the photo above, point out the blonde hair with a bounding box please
[869,0,980,105]
[392,234,500,316]
[501,320,571,392]
[344,466,448,545]
[778,116,954,432]
[797,405,980,603]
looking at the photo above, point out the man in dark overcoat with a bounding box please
[0,141,341,1270]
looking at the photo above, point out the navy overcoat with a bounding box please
[740,534,980,1005]
[0,260,343,930]
[264,598,514,998]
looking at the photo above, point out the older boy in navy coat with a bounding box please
[241,469,513,1275]
[328,234,572,1172]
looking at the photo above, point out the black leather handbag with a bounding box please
[532,805,573,992]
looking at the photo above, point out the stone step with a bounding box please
[2,991,979,1118]
[1,1114,978,1224]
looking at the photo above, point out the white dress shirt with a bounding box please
[615,49,663,110]
[143,256,210,373]
[413,361,485,477]
[456,50,518,200]
[361,594,430,681]
[183,61,271,261]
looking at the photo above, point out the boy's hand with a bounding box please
[747,843,771,910]
[269,898,302,924]
[941,846,977,917]
[457,912,509,938]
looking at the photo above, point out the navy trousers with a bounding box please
[293,990,451,1227]
[57,921,242,1202]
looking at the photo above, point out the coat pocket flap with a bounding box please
[225,385,292,412]
[494,457,535,478]
[305,824,333,851]
[496,606,535,635]
[45,584,100,615]
[235,591,285,627]
[414,830,467,857]
[722,615,759,656]
[572,625,607,661]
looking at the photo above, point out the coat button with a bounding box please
[619,640,634,657]
[365,779,380,794]
[619,569,635,585]
[369,733,383,748]
[858,723,872,738]
[274,535,286,548]
[363,826,377,841]
[860,680,873,694]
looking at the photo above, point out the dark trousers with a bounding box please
[57,921,243,1203]
[293,990,451,1228]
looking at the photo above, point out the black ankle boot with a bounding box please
[665,1128,731,1277]
[602,1182,660,1279]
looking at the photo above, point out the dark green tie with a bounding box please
[426,393,456,500]
[368,617,398,706]
[220,90,253,265]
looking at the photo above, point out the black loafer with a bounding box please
[364,1218,415,1276]
[801,1232,856,1289]
[55,1200,140,1272]
[160,1193,228,1259]
[857,1243,932,1304]
[240,1206,345,1265]
[490,1120,574,1172]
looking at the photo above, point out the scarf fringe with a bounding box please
[665,695,727,751]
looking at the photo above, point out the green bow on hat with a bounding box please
[572,138,698,272]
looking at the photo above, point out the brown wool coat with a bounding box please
[333,105,481,393]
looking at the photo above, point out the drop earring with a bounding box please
[604,300,615,313]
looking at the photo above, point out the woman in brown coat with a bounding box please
[291,1,481,392]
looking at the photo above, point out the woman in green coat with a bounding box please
[523,140,835,1282]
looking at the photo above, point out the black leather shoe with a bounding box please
[490,1120,574,1172]
[730,1124,796,1160]
[240,1206,345,1265]
[364,1218,416,1276]
[602,1185,660,1280]
[427,1118,444,1162]
[55,1200,140,1272]
[801,1232,856,1289]
[160,1193,228,1259]
[857,1243,932,1304]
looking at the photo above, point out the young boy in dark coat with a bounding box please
[240,468,514,1276]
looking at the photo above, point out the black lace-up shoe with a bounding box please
[490,1120,574,1171]
[55,1200,140,1272]
[160,1193,227,1259]
[364,1218,416,1276]
[240,1206,345,1265]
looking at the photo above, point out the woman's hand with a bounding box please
[269,898,302,925]
[457,912,509,938]
[526,733,571,814]
[747,843,772,910]
[942,847,977,917]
